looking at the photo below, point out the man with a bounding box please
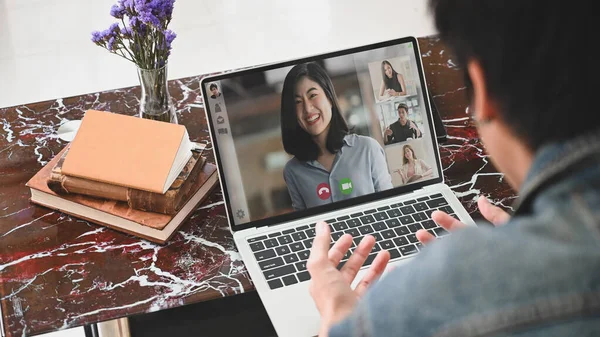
[209,83,221,99]
[383,103,422,145]
[308,0,600,336]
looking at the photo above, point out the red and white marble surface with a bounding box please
[0,37,516,337]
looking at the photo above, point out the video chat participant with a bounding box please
[209,83,221,99]
[378,60,407,99]
[281,62,393,210]
[384,103,423,145]
[396,144,433,184]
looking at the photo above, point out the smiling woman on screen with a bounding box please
[395,144,433,184]
[378,60,407,100]
[280,62,393,211]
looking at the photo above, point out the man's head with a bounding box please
[209,83,219,96]
[429,0,597,189]
[397,103,409,125]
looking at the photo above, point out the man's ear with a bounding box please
[467,60,498,123]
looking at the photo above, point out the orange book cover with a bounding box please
[61,110,191,193]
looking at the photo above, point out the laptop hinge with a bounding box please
[421,183,444,192]
[252,183,447,232]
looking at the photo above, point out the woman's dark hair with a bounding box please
[429,0,597,151]
[280,62,349,161]
[209,83,218,90]
[381,60,401,91]
[402,144,418,165]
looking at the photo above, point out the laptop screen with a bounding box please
[202,37,442,230]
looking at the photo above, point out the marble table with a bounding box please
[0,37,516,337]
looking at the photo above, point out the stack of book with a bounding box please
[26,110,219,244]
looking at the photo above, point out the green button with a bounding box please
[339,178,354,195]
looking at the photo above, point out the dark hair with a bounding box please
[402,144,418,165]
[280,62,349,161]
[381,60,401,91]
[209,83,218,90]
[429,0,597,151]
[397,103,409,113]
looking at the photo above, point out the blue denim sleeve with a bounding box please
[328,226,497,337]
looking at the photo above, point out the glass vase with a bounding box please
[137,64,177,123]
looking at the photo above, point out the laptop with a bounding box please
[200,36,476,337]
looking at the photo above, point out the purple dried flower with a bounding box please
[130,0,176,27]
[91,0,176,68]
[139,11,161,26]
[149,0,175,21]
[138,23,148,35]
[119,0,134,9]
[91,31,104,43]
[122,26,133,38]
[110,4,125,19]
[133,0,149,16]
[164,29,176,45]
[109,23,120,33]
[129,16,138,26]
[99,28,112,40]
[107,36,116,51]
[128,18,149,38]
[164,0,175,19]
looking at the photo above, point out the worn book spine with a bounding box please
[129,155,206,214]
[48,147,205,215]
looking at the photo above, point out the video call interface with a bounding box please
[205,41,440,226]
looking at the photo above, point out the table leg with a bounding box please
[83,323,99,337]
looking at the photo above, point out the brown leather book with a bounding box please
[61,110,194,193]
[47,145,207,215]
[26,146,219,244]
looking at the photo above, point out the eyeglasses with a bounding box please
[467,105,492,126]
[466,105,475,121]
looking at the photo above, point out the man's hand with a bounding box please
[385,128,393,136]
[308,222,390,337]
[416,196,510,244]
[409,121,422,137]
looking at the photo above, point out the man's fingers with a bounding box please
[354,250,390,297]
[328,234,353,266]
[308,222,332,270]
[478,196,510,226]
[420,198,508,247]
[431,211,465,231]
[416,229,436,245]
[340,235,376,283]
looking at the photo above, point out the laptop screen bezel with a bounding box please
[200,36,444,233]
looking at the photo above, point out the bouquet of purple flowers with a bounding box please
[91,0,176,70]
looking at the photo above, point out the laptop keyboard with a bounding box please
[247,193,458,290]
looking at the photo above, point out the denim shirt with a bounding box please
[330,131,600,337]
